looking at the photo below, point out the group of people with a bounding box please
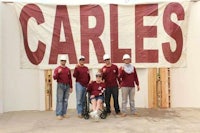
[53,53,140,120]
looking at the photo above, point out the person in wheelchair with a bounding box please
[87,71,106,121]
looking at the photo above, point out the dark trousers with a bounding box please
[105,86,120,114]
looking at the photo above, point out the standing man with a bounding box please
[119,54,140,117]
[73,55,90,118]
[53,55,73,120]
[101,54,121,115]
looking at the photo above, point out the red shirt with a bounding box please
[53,66,72,88]
[119,67,139,87]
[73,65,90,87]
[101,64,119,88]
[87,81,106,97]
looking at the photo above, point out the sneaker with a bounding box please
[121,113,127,117]
[132,112,139,117]
[63,114,70,118]
[89,111,96,118]
[116,112,122,115]
[78,114,83,118]
[94,110,98,115]
[106,112,111,116]
[106,110,111,114]
[94,114,100,122]
[57,115,63,120]
[97,110,102,115]
[115,112,122,117]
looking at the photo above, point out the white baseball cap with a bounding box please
[60,55,67,60]
[103,54,110,60]
[96,71,102,77]
[122,54,131,60]
[79,55,85,60]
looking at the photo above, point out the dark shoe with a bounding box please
[116,112,122,115]
[107,112,111,115]
[106,110,111,114]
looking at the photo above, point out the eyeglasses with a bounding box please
[96,75,102,77]
[104,59,110,61]
[61,60,66,62]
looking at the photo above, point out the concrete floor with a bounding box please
[0,108,200,133]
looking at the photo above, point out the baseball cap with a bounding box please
[79,55,85,60]
[60,55,67,60]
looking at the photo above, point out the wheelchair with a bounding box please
[82,92,107,120]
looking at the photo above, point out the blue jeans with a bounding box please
[90,95,104,101]
[56,83,70,116]
[76,82,86,115]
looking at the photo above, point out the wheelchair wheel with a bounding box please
[100,112,107,119]
[84,114,90,119]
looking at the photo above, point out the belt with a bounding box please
[58,82,69,85]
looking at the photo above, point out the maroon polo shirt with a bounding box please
[119,67,139,87]
[101,64,119,88]
[87,81,106,97]
[53,66,72,88]
[73,65,90,87]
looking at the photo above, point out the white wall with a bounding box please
[1,3,41,112]
[0,0,149,113]
[0,2,3,113]
[1,0,200,113]
[170,1,200,107]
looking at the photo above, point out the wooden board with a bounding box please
[44,69,53,111]
[160,68,170,108]
[148,68,170,108]
[148,68,157,108]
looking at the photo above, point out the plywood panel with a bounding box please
[160,68,169,108]
[44,69,53,111]
[148,68,170,108]
[148,68,157,108]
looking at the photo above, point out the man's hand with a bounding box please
[58,68,62,73]
[119,67,124,74]
[102,68,106,73]
[90,95,95,99]
[137,86,140,91]
[69,88,73,93]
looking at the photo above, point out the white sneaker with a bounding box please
[94,114,100,122]
[93,110,98,115]
[97,110,102,115]
[89,110,97,118]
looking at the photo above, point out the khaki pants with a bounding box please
[121,87,136,114]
